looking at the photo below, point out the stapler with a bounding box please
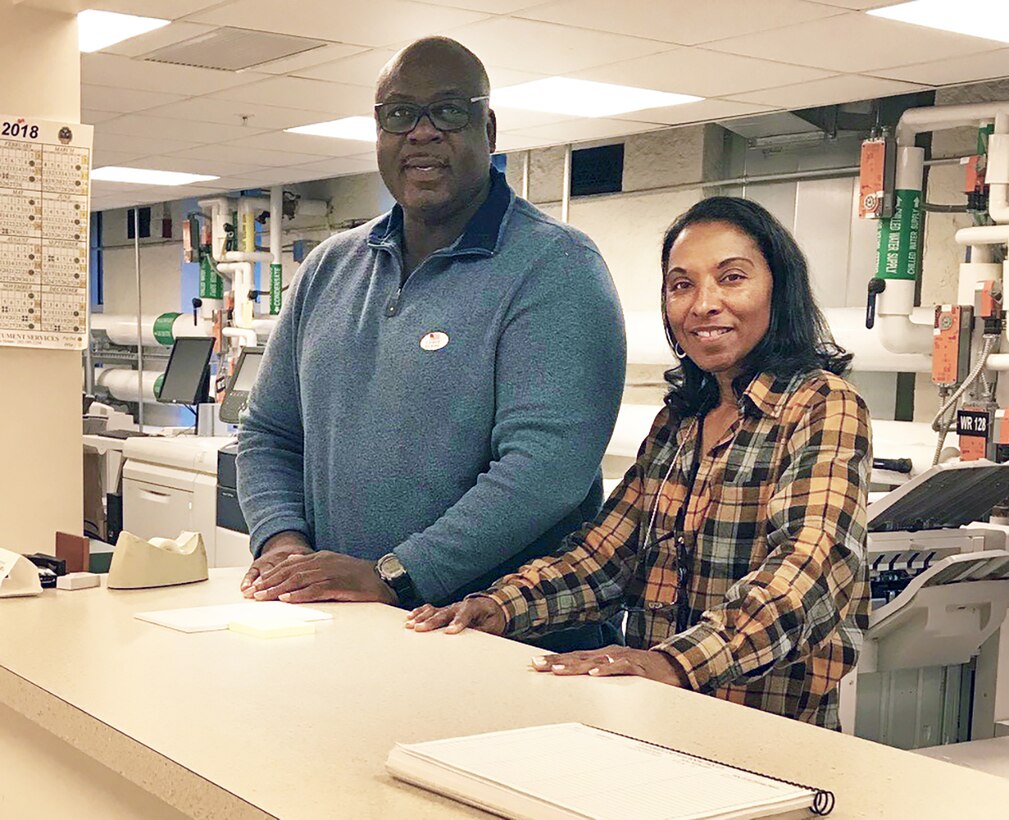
[25,553,67,589]
[107,531,209,590]
[0,548,44,598]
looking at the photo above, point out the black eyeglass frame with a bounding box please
[373,95,491,135]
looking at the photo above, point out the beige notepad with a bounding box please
[387,723,833,820]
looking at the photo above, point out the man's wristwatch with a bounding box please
[375,552,420,609]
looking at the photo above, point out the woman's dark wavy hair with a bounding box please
[661,196,851,419]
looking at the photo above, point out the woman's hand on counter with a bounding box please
[406,597,507,635]
[530,646,689,686]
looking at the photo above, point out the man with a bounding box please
[237,36,625,650]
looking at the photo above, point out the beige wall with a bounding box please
[0,6,81,553]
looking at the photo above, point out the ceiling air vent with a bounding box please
[143,27,328,72]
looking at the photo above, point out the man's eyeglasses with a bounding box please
[374,95,490,135]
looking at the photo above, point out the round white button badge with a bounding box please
[419,331,449,351]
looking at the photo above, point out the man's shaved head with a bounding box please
[376,36,489,102]
[373,36,496,224]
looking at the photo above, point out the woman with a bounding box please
[407,197,871,729]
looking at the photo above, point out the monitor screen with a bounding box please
[231,350,264,393]
[157,337,214,404]
[219,347,265,424]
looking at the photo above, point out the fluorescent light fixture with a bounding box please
[78,10,170,53]
[868,1,1009,44]
[491,78,702,118]
[91,167,219,186]
[285,116,377,142]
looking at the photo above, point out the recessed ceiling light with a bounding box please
[78,10,170,53]
[285,117,377,142]
[491,78,703,118]
[91,167,219,186]
[868,1,1009,44]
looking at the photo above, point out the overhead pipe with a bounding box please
[872,145,933,355]
[987,112,1009,224]
[91,313,210,347]
[198,197,233,261]
[895,101,1009,147]
[269,186,283,316]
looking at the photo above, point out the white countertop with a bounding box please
[2,569,1008,818]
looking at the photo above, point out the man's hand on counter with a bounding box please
[240,532,314,597]
[248,550,398,605]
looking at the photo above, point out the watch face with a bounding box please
[378,553,406,580]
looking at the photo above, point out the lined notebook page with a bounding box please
[393,723,816,820]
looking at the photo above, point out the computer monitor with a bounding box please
[219,346,265,424]
[157,337,214,405]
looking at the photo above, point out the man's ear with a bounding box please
[486,108,497,154]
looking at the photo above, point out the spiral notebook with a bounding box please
[386,723,834,820]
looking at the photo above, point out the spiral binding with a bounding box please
[589,725,836,816]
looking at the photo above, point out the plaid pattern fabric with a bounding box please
[481,370,871,728]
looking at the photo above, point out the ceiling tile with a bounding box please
[81,84,186,114]
[222,130,370,158]
[249,42,368,75]
[519,0,843,46]
[493,132,556,152]
[210,76,375,116]
[419,0,544,11]
[612,99,777,127]
[82,52,264,94]
[283,156,379,177]
[729,74,928,108]
[141,97,338,131]
[295,49,398,85]
[167,143,330,167]
[20,0,224,17]
[101,22,218,58]
[705,12,1004,72]
[124,155,262,177]
[806,1,904,7]
[876,49,1009,87]
[297,47,547,94]
[189,0,490,47]
[570,48,836,98]
[92,149,146,167]
[93,131,200,158]
[82,109,122,124]
[444,17,671,75]
[97,114,269,144]
[509,118,663,144]
[494,109,578,131]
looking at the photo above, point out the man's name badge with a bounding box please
[420,331,449,351]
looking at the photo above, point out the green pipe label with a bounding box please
[153,373,164,398]
[153,312,180,346]
[200,256,224,300]
[875,188,921,281]
[270,263,282,315]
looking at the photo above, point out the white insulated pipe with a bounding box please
[96,368,162,404]
[221,250,273,263]
[252,317,279,340]
[222,326,258,348]
[875,146,933,356]
[988,113,1009,224]
[956,225,1009,246]
[198,197,233,262]
[957,262,1003,306]
[270,187,282,266]
[92,313,210,347]
[896,102,1009,146]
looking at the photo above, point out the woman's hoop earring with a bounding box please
[673,340,686,359]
